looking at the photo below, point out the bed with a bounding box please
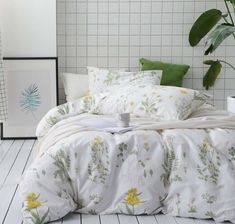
[19,67,235,224]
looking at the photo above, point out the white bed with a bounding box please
[19,69,235,224]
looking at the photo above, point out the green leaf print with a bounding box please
[28,209,50,224]
[176,193,181,216]
[160,137,182,187]
[197,138,221,184]
[175,98,192,119]
[126,204,134,215]
[57,104,69,115]
[46,104,70,128]
[161,151,171,185]
[57,192,62,198]
[51,150,72,184]
[202,193,216,204]
[188,198,197,213]
[205,211,216,219]
[51,149,82,209]
[116,142,154,179]
[88,209,97,215]
[116,143,130,167]
[104,72,120,85]
[88,136,109,184]
[202,193,216,219]
[45,116,59,128]
[52,150,71,178]
[150,194,168,214]
[24,193,50,224]
[140,95,161,114]
[89,194,102,205]
[228,147,235,161]
[161,150,173,187]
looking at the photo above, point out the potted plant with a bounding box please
[189,0,235,90]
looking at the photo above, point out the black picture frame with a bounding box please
[1,57,58,140]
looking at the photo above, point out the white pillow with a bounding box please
[88,85,210,120]
[62,73,88,102]
[87,66,162,94]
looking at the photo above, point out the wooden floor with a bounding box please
[0,140,220,224]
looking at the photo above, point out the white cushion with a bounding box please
[87,66,162,94]
[62,73,88,102]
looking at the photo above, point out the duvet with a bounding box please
[19,102,235,224]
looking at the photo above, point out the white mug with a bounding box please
[115,113,130,127]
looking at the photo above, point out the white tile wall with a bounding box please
[57,0,235,109]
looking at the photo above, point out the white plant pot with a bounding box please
[227,96,235,113]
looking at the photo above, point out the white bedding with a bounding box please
[19,100,235,224]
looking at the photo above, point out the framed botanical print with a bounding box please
[1,57,58,139]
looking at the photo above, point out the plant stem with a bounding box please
[223,15,231,24]
[224,0,235,25]
[219,59,235,70]
[222,16,235,39]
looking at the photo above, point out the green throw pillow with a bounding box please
[140,58,190,87]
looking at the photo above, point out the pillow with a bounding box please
[88,85,210,121]
[140,58,190,87]
[87,66,162,93]
[62,73,89,101]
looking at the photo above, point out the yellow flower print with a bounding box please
[83,90,93,108]
[26,193,42,210]
[84,91,92,101]
[124,188,141,206]
[144,142,150,151]
[123,188,145,214]
[92,136,103,148]
[202,138,213,152]
[180,89,189,94]
[129,101,135,106]
[84,90,91,96]
[152,91,157,95]
[27,201,42,210]
[27,192,37,201]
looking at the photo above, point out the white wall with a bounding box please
[57,0,235,109]
[0,0,57,57]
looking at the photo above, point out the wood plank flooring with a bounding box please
[0,140,220,224]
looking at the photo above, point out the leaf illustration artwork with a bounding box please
[19,83,41,120]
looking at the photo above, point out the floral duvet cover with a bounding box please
[19,103,235,224]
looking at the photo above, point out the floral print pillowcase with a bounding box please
[87,66,162,94]
[89,85,211,121]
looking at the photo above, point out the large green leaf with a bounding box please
[203,60,222,90]
[189,9,223,47]
[203,60,216,65]
[205,24,235,55]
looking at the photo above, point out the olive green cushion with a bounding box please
[140,58,190,87]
